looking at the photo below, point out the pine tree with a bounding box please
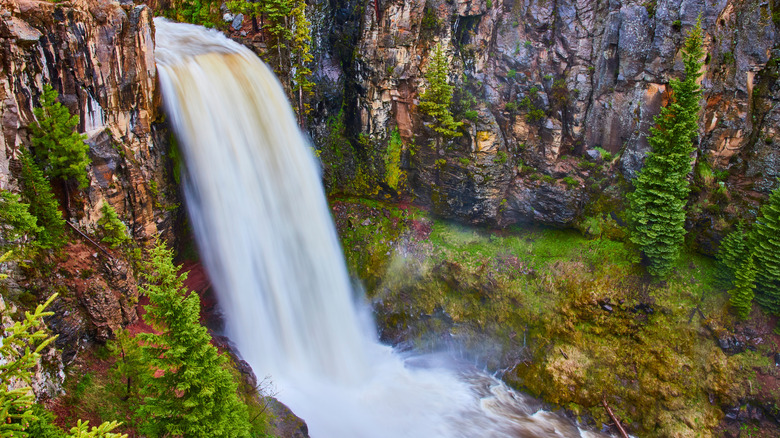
[751,183,780,314]
[715,223,750,288]
[97,202,130,249]
[0,293,126,438]
[0,191,42,243]
[19,153,66,249]
[418,43,463,138]
[290,0,313,117]
[728,254,757,319]
[29,85,91,189]
[628,19,704,277]
[136,241,251,438]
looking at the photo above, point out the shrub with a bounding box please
[562,176,578,188]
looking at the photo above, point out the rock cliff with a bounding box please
[0,0,177,240]
[0,0,178,395]
[311,0,780,249]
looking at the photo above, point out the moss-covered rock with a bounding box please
[332,197,779,437]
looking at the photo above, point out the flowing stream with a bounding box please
[154,19,606,438]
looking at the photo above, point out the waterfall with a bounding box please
[154,19,605,438]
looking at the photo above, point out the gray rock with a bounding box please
[232,13,243,31]
[585,149,602,161]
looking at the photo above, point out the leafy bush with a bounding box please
[595,146,613,162]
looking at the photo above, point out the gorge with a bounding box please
[0,0,779,437]
[155,18,604,437]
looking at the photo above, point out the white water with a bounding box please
[154,19,604,438]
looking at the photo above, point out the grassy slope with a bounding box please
[332,197,779,438]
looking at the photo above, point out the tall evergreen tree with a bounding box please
[628,19,704,277]
[418,43,463,138]
[29,85,91,189]
[136,241,251,438]
[729,255,757,319]
[715,223,750,288]
[751,183,780,314]
[19,153,65,249]
[290,0,313,118]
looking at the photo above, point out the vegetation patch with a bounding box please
[332,198,777,437]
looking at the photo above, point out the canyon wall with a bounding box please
[311,0,780,250]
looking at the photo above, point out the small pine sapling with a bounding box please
[136,241,251,438]
[19,153,66,249]
[728,255,756,319]
[418,43,464,138]
[0,191,42,243]
[715,223,750,288]
[98,202,131,248]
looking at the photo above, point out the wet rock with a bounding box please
[585,149,602,161]
[501,178,583,227]
[717,336,746,355]
[232,13,243,31]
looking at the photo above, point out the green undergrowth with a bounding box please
[332,198,770,437]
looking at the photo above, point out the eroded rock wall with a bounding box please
[0,0,178,396]
[316,0,780,237]
[0,0,177,240]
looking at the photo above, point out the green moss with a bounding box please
[333,199,746,437]
[384,128,404,190]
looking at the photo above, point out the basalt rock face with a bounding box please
[313,0,780,240]
[0,0,178,241]
[0,0,178,396]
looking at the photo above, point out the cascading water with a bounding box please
[154,19,606,438]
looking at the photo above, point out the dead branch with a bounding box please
[602,395,629,438]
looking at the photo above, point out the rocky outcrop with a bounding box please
[0,0,178,241]
[0,0,178,399]
[312,0,780,236]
